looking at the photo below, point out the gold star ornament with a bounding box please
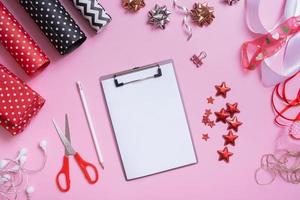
[122,0,145,12]
[190,3,215,27]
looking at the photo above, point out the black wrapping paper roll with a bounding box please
[19,0,87,55]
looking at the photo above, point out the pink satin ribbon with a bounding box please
[242,16,300,70]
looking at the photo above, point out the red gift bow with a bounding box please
[241,16,300,70]
[0,64,45,135]
[0,1,50,75]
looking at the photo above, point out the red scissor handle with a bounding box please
[56,156,71,192]
[74,152,99,184]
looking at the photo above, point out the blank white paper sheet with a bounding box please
[101,60,197,180]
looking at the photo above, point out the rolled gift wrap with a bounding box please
[19,0,87,55]
[0,64,45,135]
[71,0,111,33]
[0,2,50,76]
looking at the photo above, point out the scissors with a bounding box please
[52,114,99,192]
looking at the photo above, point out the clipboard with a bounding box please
[100,59,197,180]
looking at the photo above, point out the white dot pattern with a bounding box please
[19,0,87,55]
[0,64,45,135]
[0,2,50,75]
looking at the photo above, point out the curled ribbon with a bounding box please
[256,109,300,185]
[272,71,300,127]
[243,0,300,86]
[255,150,300,185]
[173,0,192,41]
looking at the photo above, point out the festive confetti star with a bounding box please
[227,116,243,132]
[226,102,240,117]
[208,120,215,128]
[122,0,145,12]
[217,147,233,163]
[214,108,230,123]
[207,96,215,104]
[202,133,210,141]
[148,4,171,29]
[202,115,209,125]
[190,3,215,27]
[205,109,212,116]
[215,82,231,98]
[223,130,238,146]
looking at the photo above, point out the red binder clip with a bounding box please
[191,51,207,68]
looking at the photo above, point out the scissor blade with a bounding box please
[65,114,71,155]
[52,119,76,156]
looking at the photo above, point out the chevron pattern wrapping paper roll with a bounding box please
[72,0,112,33]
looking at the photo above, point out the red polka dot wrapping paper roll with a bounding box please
[19,0,87,55]
[0,64,45,136]
[0,1,50,76]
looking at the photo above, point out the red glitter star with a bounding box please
[208,120,215,128]
[215,82,231,98]
[223,130,238,146]
[227,116,242,132]
[214,108,230,123]
[205,109,212,116]
[217,147,233,163]
[202,133,210,141]
[207,96,215,104]
[226,102,240,117]
[202,115,209,125]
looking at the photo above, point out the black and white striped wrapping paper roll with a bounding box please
[71,0,111,33]
[19,0,87,55]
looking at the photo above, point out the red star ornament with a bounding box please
[207,96,215,104]
[202,133,210,141]
[226,102,240,117]
[205,109,212,116]
[202,115,209,125]
[223,130,238,146]
[214,108,230,123]
[208,120,215,128]
[217,147,233,163]
[227,116,243,132]
[215,82,231,98]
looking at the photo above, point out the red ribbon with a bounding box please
[242,16,300,70]
[272,71,300,139]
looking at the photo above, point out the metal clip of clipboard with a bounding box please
[113,65,162,87]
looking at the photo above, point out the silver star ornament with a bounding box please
[148,5,171,29]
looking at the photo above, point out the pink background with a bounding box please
[0,0,300,199]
